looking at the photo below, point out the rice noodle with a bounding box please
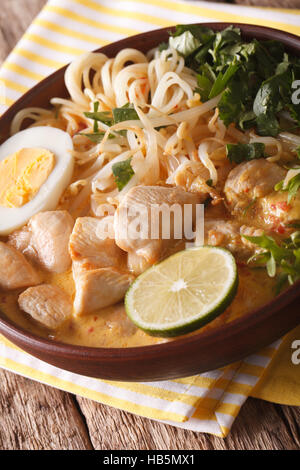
[249,132,283,162]
[279,132,300,148]
[283,168,300,189]
[10,46,294,210]
[198,142,218,185]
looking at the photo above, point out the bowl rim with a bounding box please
[0,22,300,362]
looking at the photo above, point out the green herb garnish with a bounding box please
[169,31,201,58]
[112,157,135,191]
[79,132,105,143]
[226,142,266,163]
[158,42,169,52]
[274,171,300,203]
[242,197,257,216]
[84,102,110,132]
[84,110,113,127]
[159,25,300,136]
[208,61,240,99]
[78,132,115,143]
[243,232,300,292]
[83,102,139,140]
[112,103,139,124]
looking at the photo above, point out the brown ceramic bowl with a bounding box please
[0,23,300,381]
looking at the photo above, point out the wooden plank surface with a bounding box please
[0,0,299,451]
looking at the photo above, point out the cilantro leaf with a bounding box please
[209,26,241,64]
[193,40,214,64]
[112,103,139,123]
[218,77,246,126]
[158,42,168,52]
[83,101,111,133]
[84,103,139,128]
[252,74,284,136]
[208,62,240,99]
[195,74,213,102]
[79,132,115,143]
[84,110,113,126]
[84,102,113,133]
[238,110,257,130]
[243,234,288,261]
[112,158,135,191]
[169,31,201,58]
[226,142,266,163]
[83,102,139,141]
[164,24,300,136]
[256,112,280,137]
[79,132,105,143]
[243,232,300,292]
[275,171,300,203]
[170,24,214,43]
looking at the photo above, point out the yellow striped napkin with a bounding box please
[0,0,299,437]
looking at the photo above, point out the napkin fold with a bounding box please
[0,0,299,437]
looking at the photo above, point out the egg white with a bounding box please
[0,126,74,235]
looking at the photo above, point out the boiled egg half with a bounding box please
[0,126,74,235]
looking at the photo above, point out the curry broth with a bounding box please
[0,264,276,348]
[0,197,278,347]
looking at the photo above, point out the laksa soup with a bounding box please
[0,25,300,348]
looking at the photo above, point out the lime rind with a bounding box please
[125,246,239,338]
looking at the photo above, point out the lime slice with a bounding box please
[125,246,238,337]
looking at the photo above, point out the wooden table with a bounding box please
[0,0,299,451]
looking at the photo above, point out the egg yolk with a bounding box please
[0,147,55,208]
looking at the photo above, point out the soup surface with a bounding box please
[0,265,275,347]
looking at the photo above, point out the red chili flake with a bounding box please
[277,201,291,212]
[277,225,285,235]
[270,204,276,211]
[244,187,249,193]
[93,316,98,322]
[88,327,94,334]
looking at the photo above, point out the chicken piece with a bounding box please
[70,216,131,314]
[18,284,72,329]
[173,162,222,204]
[0,242,41,290]
[29,211,74,273]
[69,216,125,270]
[127,252,152,276]
[259,191,300,232]
[204,219,263,259]
[73,264,134,315]
[8,226,36,261]
[114,185,203,263]
[8,225,43,271]
[173,160,230,203]
[224,159,286,213]
[9,211,74,273]
[224,159,300,232]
